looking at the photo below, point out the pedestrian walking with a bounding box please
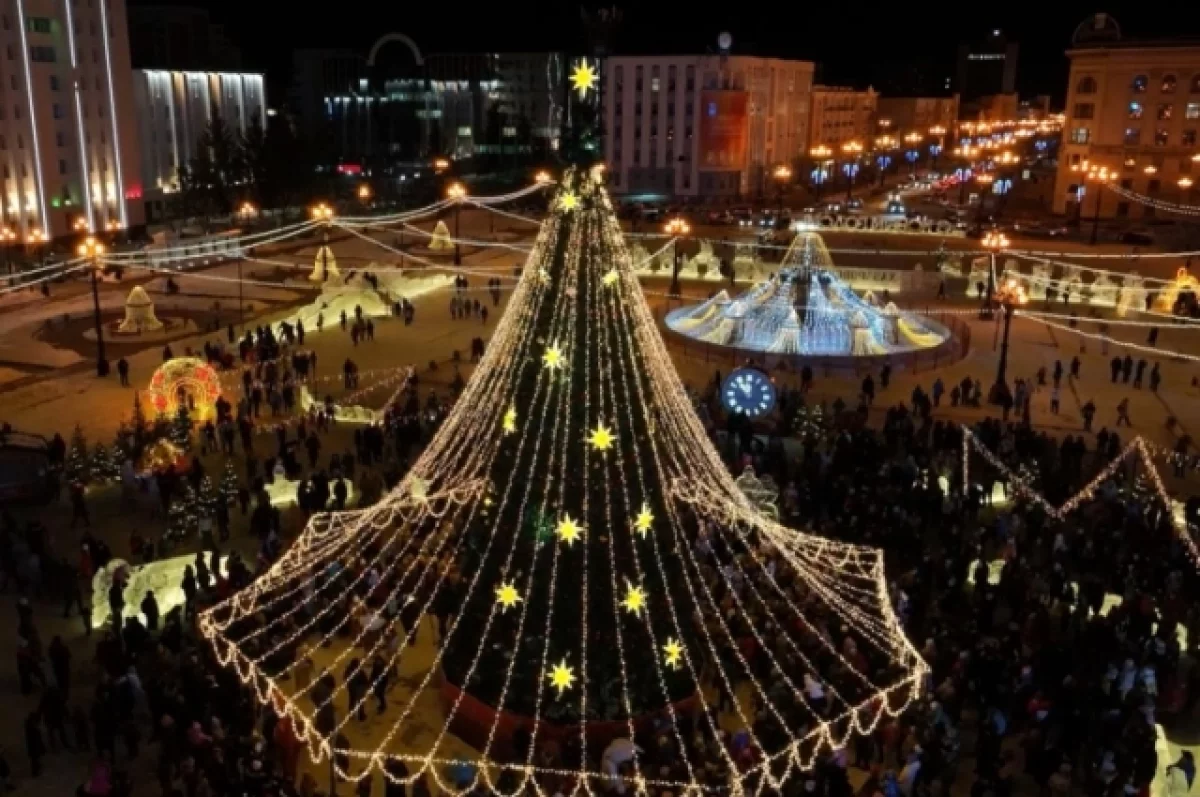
[1116,397,1132,427]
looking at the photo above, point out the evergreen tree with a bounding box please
[198,476,219,519]
[170,405,192,450]
[89,442,119,483]
[218,459,240,506]
[65,424,90,483]
[152,411,173,443]
[130,391,149,457]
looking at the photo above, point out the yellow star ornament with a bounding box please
[547,659,576,696]
[556,514,583,546]
[663,638,684,670]
[502,406,517,434]
[633,503,654,537]
[542,342,565,370]
[559,191,579,212]
[589,422,615,452]
[621,582,647,615]
[570,58,598,98]
[495,582,522,612]
[602,268,620,287]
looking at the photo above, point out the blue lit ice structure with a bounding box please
[665,232,950,358]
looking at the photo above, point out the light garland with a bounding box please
[199,167,928,794]
[1015,312,1200,363]
[1105,181,1200,218]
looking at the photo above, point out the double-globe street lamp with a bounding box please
[79,236,108,376]
[904,131,923,176]
[841,140,863,201]
[447,182,467,266]
[665,216,691,298]
[809,145,832,201]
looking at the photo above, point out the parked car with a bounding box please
[846,198,865,212]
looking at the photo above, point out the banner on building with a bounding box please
[698,91,748,170]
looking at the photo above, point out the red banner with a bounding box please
[699,91,748,170]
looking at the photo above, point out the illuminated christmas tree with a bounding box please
[218,459,240,507]
[89,442,120,483]
[170,405,192,450]
[65,424,90,483]
[201,167,926,793]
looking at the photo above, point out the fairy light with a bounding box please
[199,167,929,794]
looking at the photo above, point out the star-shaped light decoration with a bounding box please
[559,191,580,212]
[495,582,522,612]
[621,581,647,615]
[556,514,583,546]
[547,659,576,697]
[602,268,620,287]
[589,422,615,452]
[570,58,598,98]
[662,638,684,670]
[633,503,655,537]
[502,406,517,435]
[542,342,565,370]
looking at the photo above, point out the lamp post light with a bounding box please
[981,229,1009,310]
[446,182,467,266]
[809,145,832,201]
[841,141,862,200]
[974,173,994,226]
[357,183,372,208]
[237,202,257,330]
[772,164,792,214]
[310,202,334,282]
[535,170,553,186]
[0,227,14,275]
[929,125,947,170]
[78,236,108,376]
[665,216,691,298]
[988,275,1029,405]
[875,153,892,186]
[1179,176,1194,203]
[903,131,923,176]
[1085,165,1113,245]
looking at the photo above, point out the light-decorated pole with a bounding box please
[988,275,1029,405]
[310,202,334,283]
[79,236,108,376]
[809,145,831,201]
[665,216,691,299]
[447,182,467,266]
[904,131,922,177]
[841,140,862,201]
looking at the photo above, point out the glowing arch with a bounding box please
[367,32,424,67]
[146,357,222,422]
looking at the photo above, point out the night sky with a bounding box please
[132,0,1200,104]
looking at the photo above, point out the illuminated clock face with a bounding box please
[721,368,776,418]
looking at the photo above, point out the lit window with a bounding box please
[1076,76,1097,94]
[1162,74,1178,94]
[1070,127,1090,144]
[1158,104,1173,121]
[1124,127,1141,145]
[1132,75,1148,93]
[1187,102,1200,120]
[1184,130,1197,146]
[1155,128,1169,146]
[1128,101,1143,119]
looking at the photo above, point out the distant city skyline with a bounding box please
[127,0,1200,105]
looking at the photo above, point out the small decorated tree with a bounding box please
[89,442,120,483]
[197,476,219,520]
[218,459,240,507]
[65,424,90,483]
[166,485,199,544]
[170,405,192,450]
[129,391,150,457]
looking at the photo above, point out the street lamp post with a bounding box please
[447,182,466,266]
[79,236,108,376]
[665,216,691,298]
[310,202,334,283]
[1086,165,1113,245]
[982,229,1010,311]
[0,227,14,276]
[904,131,923,176]
[237,202,257,330]
[841,141,862,201]
[809,146,831,202]
[929,125,947,171]
[772,165,792,214]
[974,173,994,226]
[987,276,1029,405]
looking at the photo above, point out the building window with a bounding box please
[1076,76,1097,94]
[29,45,56,62]
[52,103,62,119]
[1124,127,1141,145]
[1188,102,1200,120]
[650,77,660,92]
[25,16,51,33]
[1162,74,1178,94]
[1131,74,1148,93]
[55,131,64,147]
[49,75,59,91]
[1155,128,1169,146]
[1070,127,1090,144]
[1128,101,1143,119]
[1184,129,1197,146]
[1073,102,1094,119]
[5,45,11,60]
[58,159,67,175]
[1158,104,1173,121]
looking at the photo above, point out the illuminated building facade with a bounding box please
[1055,17,1200,218]
[0,0,143,238]
[602,54,814,198]
[875,96,958,138]
[808,85,877,151]
[131,70,267,220]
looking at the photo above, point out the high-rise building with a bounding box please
[127,5,242,71]
[1054,15,1200,219]
[808,86,877,150]
[0,0,143,239]
[602,55,814,197]
[956,29,1018,101]
[131,70,267,220]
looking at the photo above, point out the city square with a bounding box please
[1,4,1200,797]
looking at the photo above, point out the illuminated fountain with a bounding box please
[665,232,953,359]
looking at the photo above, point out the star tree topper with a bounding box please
[547,659,576,696]
[558,191,580,212]
[570,58,598,98]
